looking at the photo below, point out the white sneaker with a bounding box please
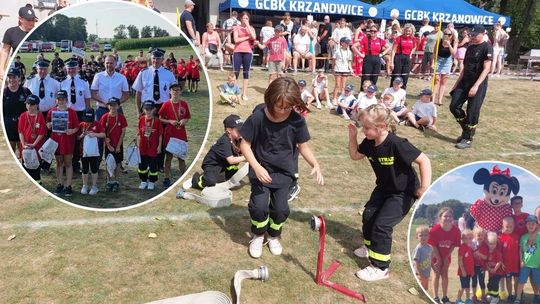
[242,95,249,102]
[89,186,99,196]
[326,100,334,109]
[353,245,369,258]
[341,112,350,120]
[139,181,148,190]
[182,179,192,190]
[147,182,155,190]
[355,265,389,281]
[489,297,499,304]
[316,104,322,110]
[267,237,283,256]
[80,185,89,195]
[248,235,265,258]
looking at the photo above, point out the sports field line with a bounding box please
[0,205,360,230]
[316,150,540,159]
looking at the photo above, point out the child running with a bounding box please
[188,114,245,190]
[413,225,432,291]
[46,90,79,197]
[79,107,105,195]
[18,95,47,184]
[348,104,431,281]
[456,229,475,304]
[137,101,163,190]
[240,77,323,259]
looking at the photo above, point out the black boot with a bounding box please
[455,119,467,143]
[455,127,473,149]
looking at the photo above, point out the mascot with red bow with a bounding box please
[470,165,520,233]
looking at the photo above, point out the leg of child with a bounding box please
[178,157,186,177]
[406,112,420,128]
[478,268,487,300]
[248,182,271,237]
[81,158,89,188]
[433,270,441,300]
[441,259,451,300]
[472,269,478,300]
[56,155,64,186]
[457,285,464,302]
[267,185,290,239]
[465,277,472,300]
[505,275,512,298]
[164,152,173,181]
[313,88,322,109]
[64,154,73,187]
[487,274,501,300]
[416,117,430,128]
[420,275,429,291]
[148,156,158,184]
[138,155,149,182]
[390,111,400,123]
[332,75,340,102]
[91,157,99,187]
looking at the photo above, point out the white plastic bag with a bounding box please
[126,143,141,167]
[165,138,188,160]
[106,153,116,177]
[38,138,58,164]
[82,136,100,157]
[22,148,40,170]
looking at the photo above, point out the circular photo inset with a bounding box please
[1,1,210,210]
[409,161,540,304]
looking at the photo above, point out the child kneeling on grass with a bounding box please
[348,104,431,281]
[240,77,323,259]
[79,107,105,195]
[137,101,163,190]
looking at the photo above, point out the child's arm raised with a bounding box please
[240,139,272,184]
[298,142,323,185]
[347,124,365,160]
[413,152,431,198]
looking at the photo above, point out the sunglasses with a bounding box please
[444,33,453,36]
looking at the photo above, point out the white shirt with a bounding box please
[419,25,434,37]
[338,94,357,108]
[412,100,437,126]
[357,95,377,110]
[300,89,313,104]
[382,87,407,108]
[312,78,327,93]
[24,74,60,112]
[293,33,311,54]
[333,47,352,72]
[132,66,177,104]
[91,71,129,107]
[60,75,91,111]
[260,26,274,43]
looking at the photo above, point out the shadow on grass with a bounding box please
[422,128,457,144]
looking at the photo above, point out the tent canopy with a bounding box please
[219,0,380,18]
[375,0,510,26]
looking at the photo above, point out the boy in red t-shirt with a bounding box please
[457,229,475,304]
[485,232,504,302]
[511,196,529,237]
[158,84,190,188]
[99,98,128,192]
[79,108,105,195]
[46,90,79,197]
[499,217,520,302]
[185,55,194,92]
[255,25,289,83]
[176,59,187,91]
[190,59,201,93]
[18,95,47,184]
[137,100,163,190]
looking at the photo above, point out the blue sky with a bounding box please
[60,1,178,39]
[420,161,540,214]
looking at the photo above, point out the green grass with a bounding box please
[0,68,539,303]
[11,46,210,208]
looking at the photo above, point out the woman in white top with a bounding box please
[201,23,224,71]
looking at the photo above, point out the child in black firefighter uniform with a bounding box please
[240,77,324,259]
[189,114,245,189]
[348,104,431,281]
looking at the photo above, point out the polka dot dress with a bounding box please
[470,199,513,232]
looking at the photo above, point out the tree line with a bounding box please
[113,24,170,40]
[29,14,88,42]
[413,199,472,225]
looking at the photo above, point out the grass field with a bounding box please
[0,66,540,304]
[8,46,210,209]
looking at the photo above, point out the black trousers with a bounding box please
[138,155,158,182]
[362,189,414,269]
[82,156,100,174]
[24,161,41,184]
[361,55,382,87]
[193,164,239,189]
[486,274,501,298]
[248,181,291,237]
[391,54,411,89]
[449,80,489,141]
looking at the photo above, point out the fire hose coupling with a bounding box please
[233,266,269,303]
[310,215,322,231]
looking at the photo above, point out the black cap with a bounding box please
[19,6,37,21]
[340,37,351,44]
[419,88,433,96]
[36,59,51,68]
[142,100,155,109]
[298,80,306,87]
[169,83,181,90]
[7,67,21,77]
[66,60,79,68]
[470,25,486,35]
[223,114,243,129]
[82,108,95,122]
[57,90,68,99]
[151,48,166,58]
[108,97,120,105]
[25,94,40,105]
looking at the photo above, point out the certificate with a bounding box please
[51,110,69,133]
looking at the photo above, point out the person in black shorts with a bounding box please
[3,67,32,154]
[450,25,493,149]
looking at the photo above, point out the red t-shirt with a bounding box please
[486,247,504,276]
[513,212,529,237]
[78,121,104,155]
[191,63,200,78]
[47,107,79,155]
[158,99,190,147]
[470,199,513,233]
[360,37,386,55]
[458,244,475,276]
[265,36,288,62]
[177,64,187,78]
[186,60,194,76]
[428,223,461,263]
[138,115,163,157]
[100,113,128,148]
[499,233,520,273]
[474,242,489,268]
[395,35,416,55]
[17,111,47,159]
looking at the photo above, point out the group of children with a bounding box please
[18,83,190,197]
[414,198,540,304]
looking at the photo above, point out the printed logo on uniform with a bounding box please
[19,95,26,102]
[35,123,40,128]
[50,92,53,98]
[438,240,453,249]
[378,156,394,166]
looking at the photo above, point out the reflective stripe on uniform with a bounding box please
[487,290,499,296]
[226,164,239,171]
[466,124,477,129]
[138,168,149,174]
[197,175,203,188]
[269,218,284,231]
[364,239,371,246]
[368,249,390,262]
[149,171,158,177]
[251,217,269,228]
